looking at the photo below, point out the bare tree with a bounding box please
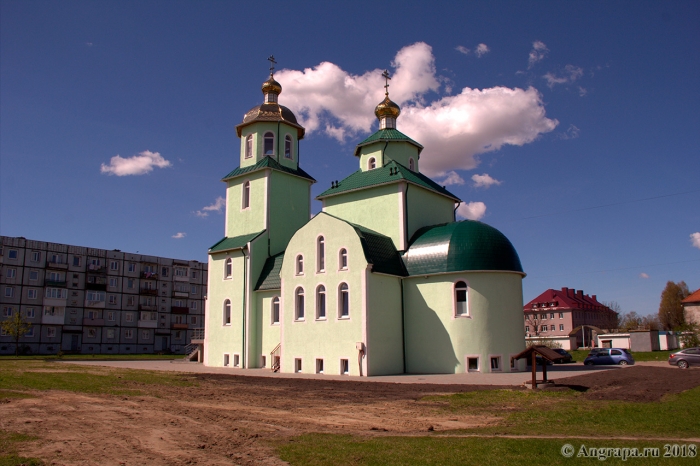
[658,281,690,330]
[1,309,32,356]
[618,311,642,331]
[525,313,544,336]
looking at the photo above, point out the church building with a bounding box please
[204,66,527,375]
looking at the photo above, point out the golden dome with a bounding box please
[375,95,401,120]
[262,74,282,95]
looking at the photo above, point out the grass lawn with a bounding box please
[568,350,673,362]
[0,353,182,361]
[0,359,195,397]
[279,435,698,466]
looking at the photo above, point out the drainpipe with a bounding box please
[400,278,406,373]
[381,141,388,167]
[276,121,281,162]
[454,202,459,222]
[403,183,409,249]
[241,247,248,367]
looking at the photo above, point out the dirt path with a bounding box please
[1,365,698,465]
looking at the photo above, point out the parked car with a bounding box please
[668,347,700,369]
[552,348,574,364]
[583,348,634,366]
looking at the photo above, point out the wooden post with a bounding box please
[542,356,548,382]
[531,352,537,388]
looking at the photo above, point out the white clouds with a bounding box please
[471,173,502,189]
[195,196,226,218]
[528,41,549,68]
[456,201,487,220]
[543,64,584,88]
[558,124,580,140]
[439,171,465,186]
[691,232,700,249]
[100,150,172,176]
[172,232,186,239]
[475,43,490,57]
[639,273,650,279]
[455,43,490,57]
[277,42,557,176]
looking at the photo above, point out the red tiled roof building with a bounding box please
[682,288,700,326]
[523,287,618,347]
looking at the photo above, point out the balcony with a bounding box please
[83,318,105,326]
[139,288,158,296]
[171,306,189,314]
[138,320,158,328]
[87,264,106,274]
[141,272,158,279]
[43,297,67,307]
[138,304,157,311]
[172,290,189,298]
[86,282,107,291]
[85,299,106,309]
[45,280,67,288]
[46,260,68,270]
[173,275,189,282]
[171,323,188,330]
[42,313,65,325]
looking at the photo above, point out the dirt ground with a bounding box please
[1,365,698,465]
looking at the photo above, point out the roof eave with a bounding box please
[316,179,460,202]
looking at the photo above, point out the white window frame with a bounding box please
[242,181,251,210]
[224,353,230,367]
[316,285,326,320]
[5,286,14,297]
[110,261,119,271]
[338,283,349,319]
[125,329,134,339]
[340,358,349,375]
[409,158,415,170]
[368,157,376,170]
[233,354,240,367]
[316,358,324,374]
[31,251,41,262]
[466,355,480,373]
[454,280,469,317]
[294,358,302,373]
[317,236,325,272]
[46,327,56,338]
[141,330,150,340]
[107,311,115,321]
[339,248,348,270]
[27,289,38,299]
[295,287,305,321]
[271,296,280,325]
[223,299,231,325]
[295,254,304,275]
[125,312,134,322]
[108,295,117,305]
[559,324,564,331]
[6,268,16,278]
[489,355,502,372]
[107,328,115,339]
[128,263,136,272]
[25,308,35,318]
[245,134,253,159]
[109,278,117,288]
[284,134,293,159]
[87,328,97,338]
[263,131,275,156]
[8,249,18,259]
[224,258,232,279]
[29,270,38,281]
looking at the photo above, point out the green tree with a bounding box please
[618,311,642,331]
[1,309,32,356]
[658,281,690,330]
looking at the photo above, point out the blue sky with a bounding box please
[1,0,698,315]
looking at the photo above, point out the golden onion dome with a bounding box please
[375,95,401,120]
[262,74,282,95]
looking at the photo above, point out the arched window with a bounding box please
[271,296,280,324]
[409,158,415,171]
[242,181,250,209]
[264,132,274,156]
[317,236,325,272]
[368,157,376,170]
[316,285,326,319]
[284,135,292,159]
[455,281,468,316]
[245,134,253,159]
[295,287,305,320]
[339,248,348,270]
[338,283,349,318]
[223,299,231,325]
[224,258,232,279]
[295,254,304,275]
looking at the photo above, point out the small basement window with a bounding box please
[467,357,479,372]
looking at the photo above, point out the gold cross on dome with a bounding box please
[268,55,277,74]
[382,69,391,95]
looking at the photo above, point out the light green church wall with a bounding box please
[245,234,270,368]
[406,186,456,240]
[366,272,404,375]
[323,184,401,249]
[280,213,365,376]
[358,145,383,171]
[205,249,247,367]
[277,127,300,171]
[358,141,421,171]
[254,290,281,368]
[239,122,299,169]
[403,272,525,374]
[268,171,312,256]
[225,170,267,238]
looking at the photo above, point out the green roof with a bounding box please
[255,252,284,290]
[354,128,423,156]
[222,156,316,183]
[316,160,460,201]
[209,231,264,253]
[404,221,524,275]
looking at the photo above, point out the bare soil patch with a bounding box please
[1,366,698,465]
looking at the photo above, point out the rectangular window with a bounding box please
[340,359,349,375]
[72,256,81,266]
[141,330,149,340]
[559,324,564,331]
[8,249,18,259]
[108,295,117,305]
[29,270,39,281]
[559,312,564,319]
[191,270,197,279]
[175,267,187,277]
[467,357,479,372]
[127,279,135,289]
[2,306,13,317]
[233,354,240,367]
[316,359,324,374]
[550,313,554,319]
[542,313,547,320]
[25,327,34,338]
[161,267,169,277]
[109,278,117,288]
[5,287,13,298]
[107,329,115,339]
[85,291,105,301]
[540,325,547,332]
[525,326,530,332]
[125,329,133,339]
[174,331,182,339]
[25,308,35,318]
[295,358,302,373]
[44,288,67,299]
[31,251,40,262]
[191,285,198,294]
[190,316,197,324]
[110,261,119,271]
[125,313,134,322]
[190,301,197,310]
[127,296,135,306]
[6,268,16,278]
[261,355,266,367]
[490,356,501,371]
[224,354,230,367]
[87,328,96,338]
[128,263,136,272]
[47,327,56,338]
[107,311,115,321]
[27,289,38,299]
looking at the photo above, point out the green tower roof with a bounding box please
[354,128,423,156]
[221,156,316,183]
[404,221,524,276]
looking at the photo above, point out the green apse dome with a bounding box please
[404,221,524,276]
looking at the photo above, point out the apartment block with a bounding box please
[0,236,207,355]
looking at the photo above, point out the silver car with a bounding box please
[668,347,700,369]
